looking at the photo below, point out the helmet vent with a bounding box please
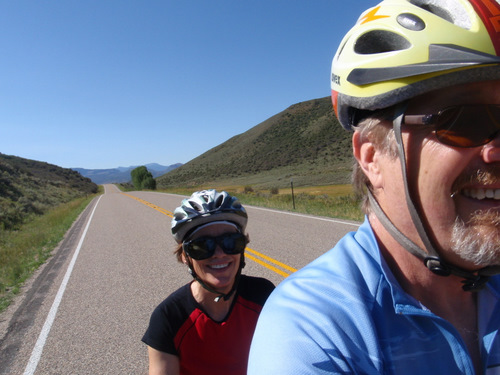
[354,30,411,54]
[215,194,224,208]
[409,0,471,30]
[189,199,203,212]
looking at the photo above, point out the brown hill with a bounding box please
[0,153,98,230]
[157,97,353,190]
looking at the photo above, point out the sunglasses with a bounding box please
[183,232,247,260]
[403,104,500,148]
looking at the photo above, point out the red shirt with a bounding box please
[142,275,275,375]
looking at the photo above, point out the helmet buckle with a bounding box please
[424,256,451,277]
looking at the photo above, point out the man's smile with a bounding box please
[462,187,500,200]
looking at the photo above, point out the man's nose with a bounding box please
[482,136,500,163]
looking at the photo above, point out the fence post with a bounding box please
[291,179,296,210]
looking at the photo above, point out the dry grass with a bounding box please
[158,184,363,222]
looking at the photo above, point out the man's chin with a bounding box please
[451,211,500,267]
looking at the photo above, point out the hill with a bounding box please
[0,153,98,230]
[157,97,353,190]
[73,163,182,184]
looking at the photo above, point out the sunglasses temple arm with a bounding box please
[403,114,435,125]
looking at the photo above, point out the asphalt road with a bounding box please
[0,184,360,374]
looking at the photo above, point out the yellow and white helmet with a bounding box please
[331,0,500,129]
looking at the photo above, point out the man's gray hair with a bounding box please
[351,110,398,214]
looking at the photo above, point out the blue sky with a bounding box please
[1,1,376,169]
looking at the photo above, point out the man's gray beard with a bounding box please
[451,210,500,267]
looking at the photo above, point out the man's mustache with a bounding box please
[452,165,500,193]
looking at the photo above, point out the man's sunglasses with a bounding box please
[183,232,247,260]
[403,104,500,148]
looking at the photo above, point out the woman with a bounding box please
[142,189,275,375]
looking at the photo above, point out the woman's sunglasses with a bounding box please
[183,232,247,260]
[403,104,500,148]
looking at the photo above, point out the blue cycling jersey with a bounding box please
[248,218,500,375]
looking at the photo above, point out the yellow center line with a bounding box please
[245,253,291,278]
[245,247,297,273]
[121,193,174,217]
[121,192,295,278]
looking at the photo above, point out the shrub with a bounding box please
[130,166,156,190]
[142,176,157,190]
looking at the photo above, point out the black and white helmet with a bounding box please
[171,189,248,243]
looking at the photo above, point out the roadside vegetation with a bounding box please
[0,153,100,313]
[158,184,363,223]
[0,193,99,313]
[0,153,98,231]
[131,165,156,190]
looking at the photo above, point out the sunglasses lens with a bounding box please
[435,105,500,147]
[221,233,247,254]
[183,233,246,260]
[184,238,216,260]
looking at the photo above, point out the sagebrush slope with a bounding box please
[157,97,353,189]
[0,153,98,230]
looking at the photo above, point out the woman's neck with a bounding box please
[191,281,235,322]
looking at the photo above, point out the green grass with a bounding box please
[0,193,98,313]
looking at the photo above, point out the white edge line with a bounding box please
[23,195,103,375]
[159,192,361,227]
[247,205,361,227]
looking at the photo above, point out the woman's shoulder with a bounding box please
[238,274,275,305]
[143,283,195,354]
[155,283,194,315]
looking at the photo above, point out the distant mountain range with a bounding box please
[73,163,182,184]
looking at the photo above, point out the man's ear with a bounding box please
[352,131,384,189]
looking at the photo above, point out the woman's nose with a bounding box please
[212,245,225,257]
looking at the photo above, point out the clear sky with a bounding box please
[1,1,376,169]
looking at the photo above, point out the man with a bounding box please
[248,1,500,374]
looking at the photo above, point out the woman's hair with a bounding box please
[352,109,398,214]
[174,243,183,263]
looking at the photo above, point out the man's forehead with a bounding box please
[407,79,500,112]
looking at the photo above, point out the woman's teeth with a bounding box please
[462,188,500,200]
[209,263,229,269]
